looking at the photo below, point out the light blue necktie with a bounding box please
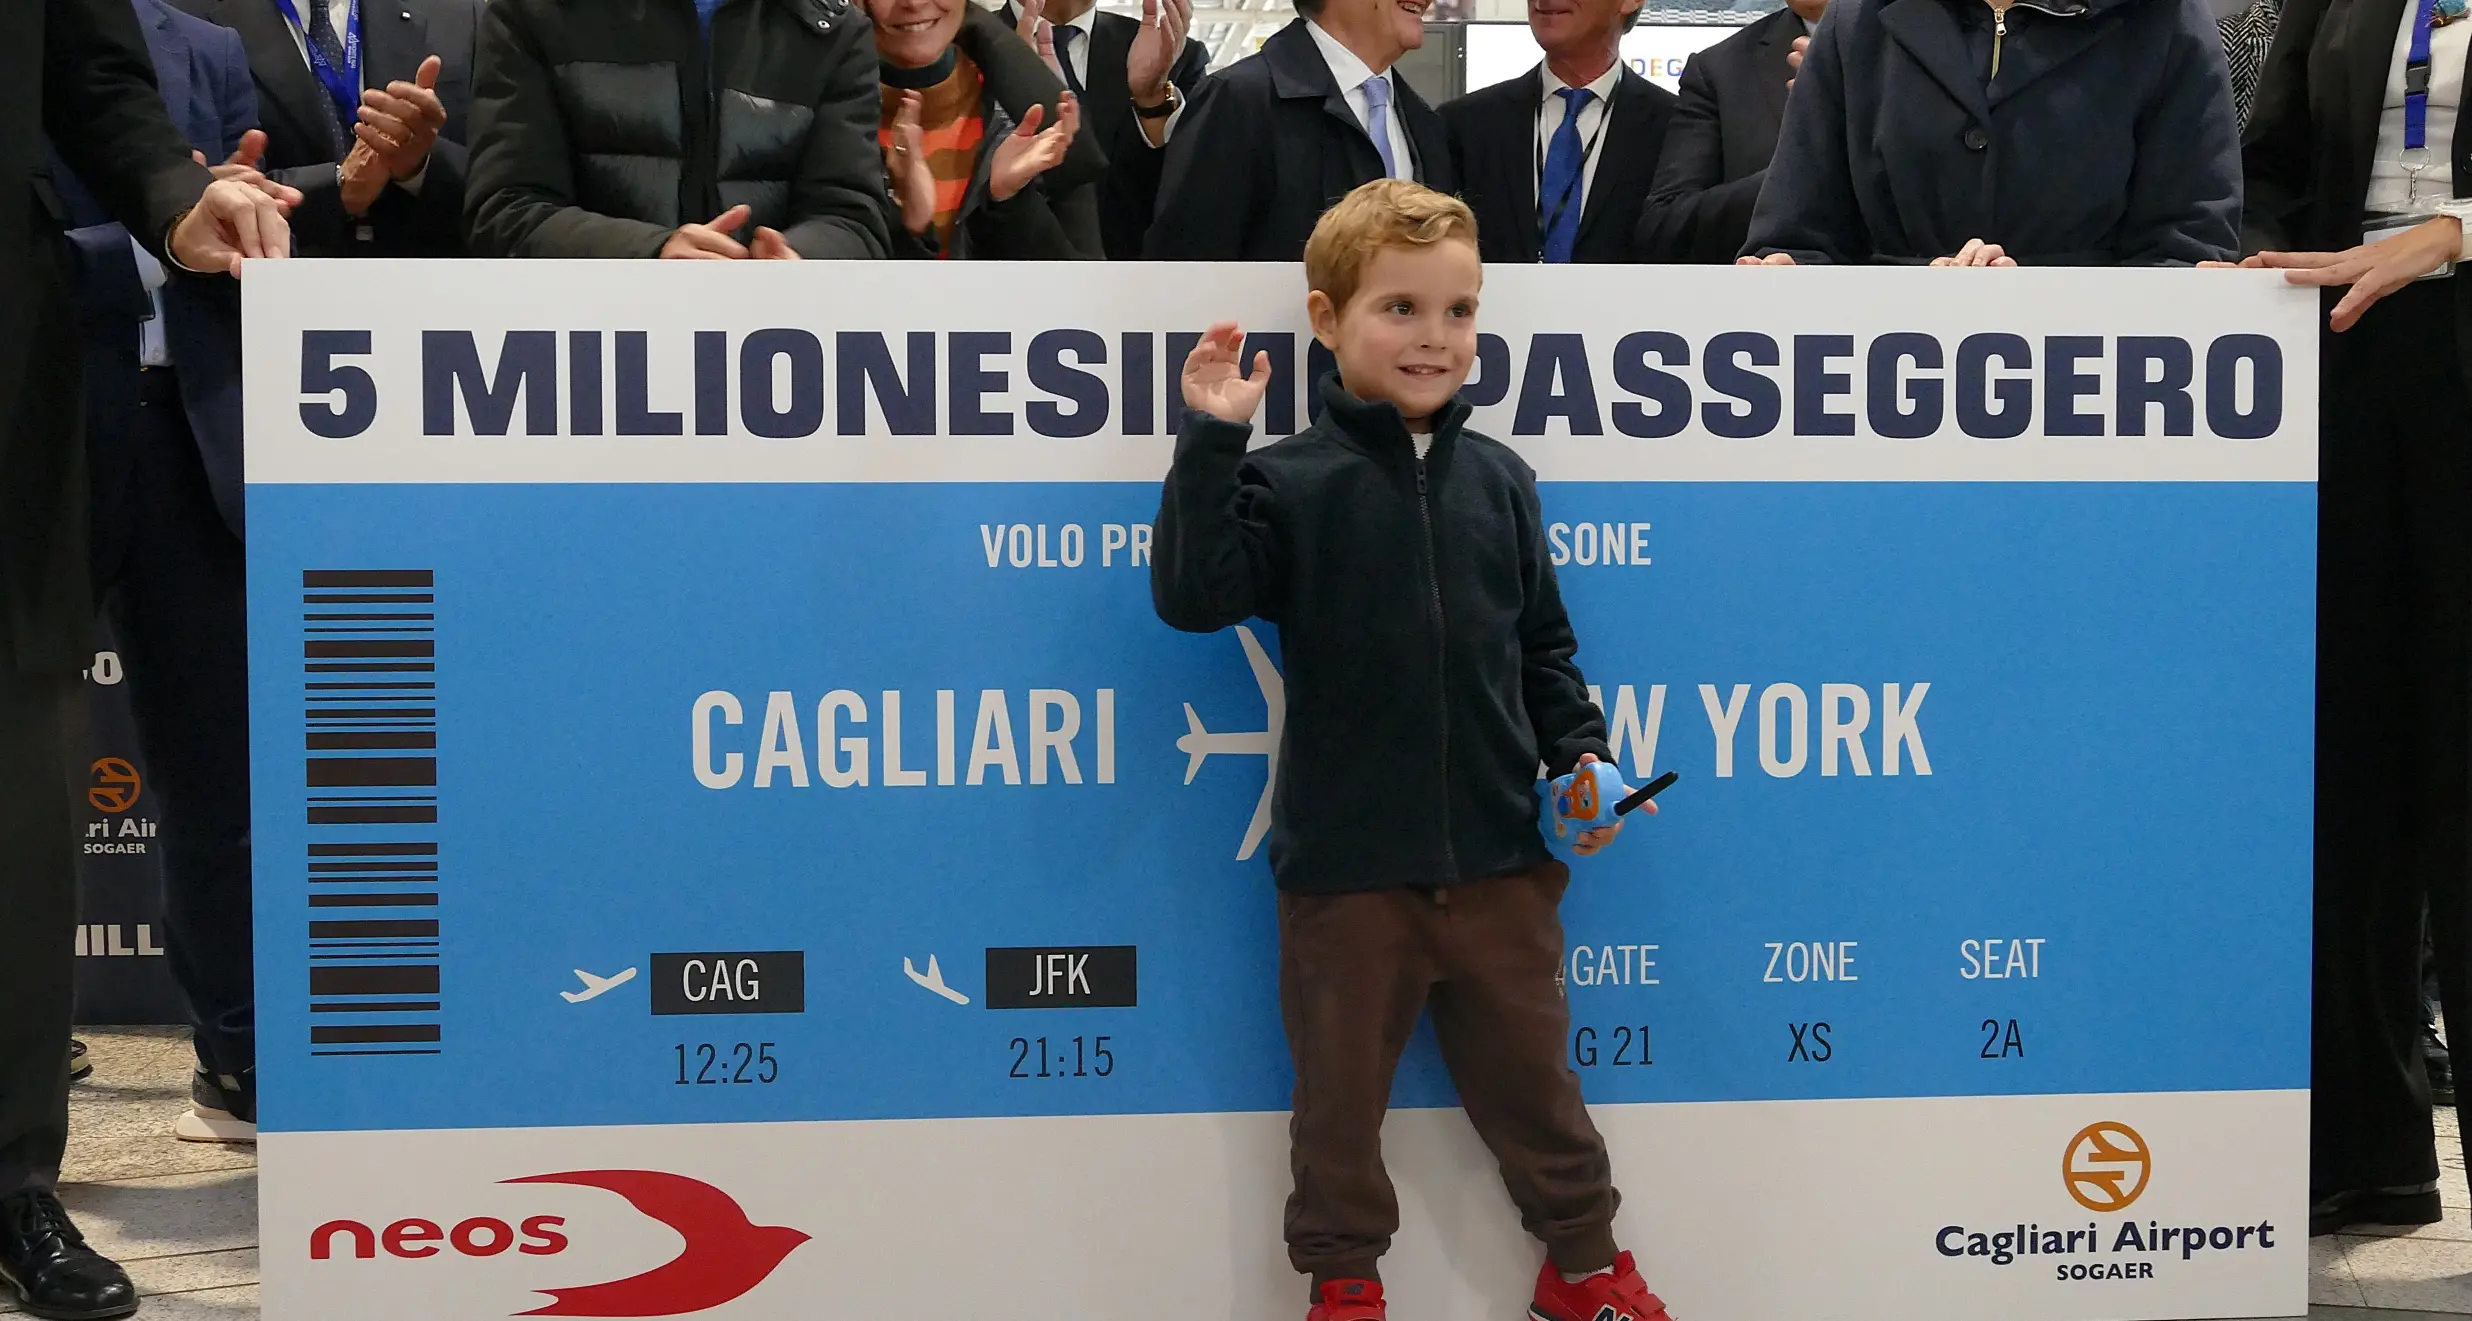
[1539,86,1591,263]
[1361,73,1401,179]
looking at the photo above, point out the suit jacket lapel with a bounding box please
[218,0,346,161]
[1393,69,1449,187]
[1877,0,1989,120]
[138,1,204,152]
[1088,10,1134,109]
[1265,22,1388,182]
[1574,67,1653,252]
[2341,0,2411,206]
[1506,65,1545,257]
[1754,9,1793,137]
[361,0,430,89]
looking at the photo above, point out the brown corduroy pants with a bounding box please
[1278,860,1621,1286]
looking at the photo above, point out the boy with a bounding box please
[1151,179,1671,1321]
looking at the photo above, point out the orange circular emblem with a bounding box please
[88,757,141,813]
[2063,1122,2152,1213]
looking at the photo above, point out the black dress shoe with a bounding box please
[2310,1184,2444,1237]
[0,1189,138,1320]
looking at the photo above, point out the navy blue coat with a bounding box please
[1743,0,2243,265]
[53,0,251,539]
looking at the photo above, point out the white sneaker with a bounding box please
[172,1068,257,1144]
[172,1105,256,1144]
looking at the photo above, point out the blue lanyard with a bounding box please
[2407,0,2436,153]
[272,0,362,135]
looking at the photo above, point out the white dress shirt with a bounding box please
[2365,6,2470,257]
[277,0,429,194]
[129,240,169,367]
[1306,19,1418,181]
[1532,60,1622,211]
[1053,5,1099,90]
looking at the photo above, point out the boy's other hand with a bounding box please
[1183,321,1272,424]
[1568,752,1645,857]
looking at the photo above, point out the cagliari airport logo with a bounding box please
[1936,1121,2285,1284]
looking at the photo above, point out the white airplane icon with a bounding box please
[904,955,970,1006]
[560,967,637,1003]
[1178,624,1284,861]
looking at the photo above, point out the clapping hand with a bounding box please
[355,55,447,180]
[1014,0,1066,79]
[1181,321,1271,424]
[1788,33,1807,88]
[882,90,937,237]
[989,94,1078,203]
[1127,0,1192,104]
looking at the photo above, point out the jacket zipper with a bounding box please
[1989,2,2009,79]
[1415,452,1459,885]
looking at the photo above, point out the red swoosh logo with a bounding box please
[502,1170,809,1317]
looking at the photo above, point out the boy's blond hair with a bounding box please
[1303,180,1480,313]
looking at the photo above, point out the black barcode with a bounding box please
[302,570,441,1056]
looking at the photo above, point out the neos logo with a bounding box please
[2062,1122,2153,1213]
[309,1169,810,1317]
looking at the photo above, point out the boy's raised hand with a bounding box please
[1569,752,1643,857]
[1183,321,1272,424]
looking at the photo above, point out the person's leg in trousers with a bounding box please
[109,375,253,1085]
[1428,862,1620,1273]
[2312,296,2440,1208]
[1280,888,1435,1289]
[0,672,80,1198]
[2395,296,2472,1197]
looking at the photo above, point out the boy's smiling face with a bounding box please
[1309,237,1481,431]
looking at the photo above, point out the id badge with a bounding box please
[2364,213,2459,279]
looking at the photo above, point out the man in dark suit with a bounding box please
[170,0,479,255]
[1147,0,1454,261]
[1006,0,1209,257]
[55,0,262,1153]
[1633,0,1819,263]
[1442,0,1676,264]
[2,0,289,1312]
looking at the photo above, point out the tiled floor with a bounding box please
[2,1029,257,1318]
[18,1029,2472,1320]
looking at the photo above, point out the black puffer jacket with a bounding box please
[465,0,890,258]
[1153,378,1613,895]
[889,4,1104,259]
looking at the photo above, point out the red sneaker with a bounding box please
[1529,1251,1673,1321]
[1308,1278,1387,1321]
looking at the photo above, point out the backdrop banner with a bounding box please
[244,262,2317,1321]
[73,622,184,1026]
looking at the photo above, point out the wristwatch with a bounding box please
[1134,85,1178,119]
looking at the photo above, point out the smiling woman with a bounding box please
[866,0,1106,258]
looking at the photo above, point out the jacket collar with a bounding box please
[1876,0,2117,113]
[1752,7,1799,125]
[1265,17,1342,98]
[1317,373,1472,460]
[1875,0,1990,117]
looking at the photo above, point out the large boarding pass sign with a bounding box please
[245,263,2316,1321]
